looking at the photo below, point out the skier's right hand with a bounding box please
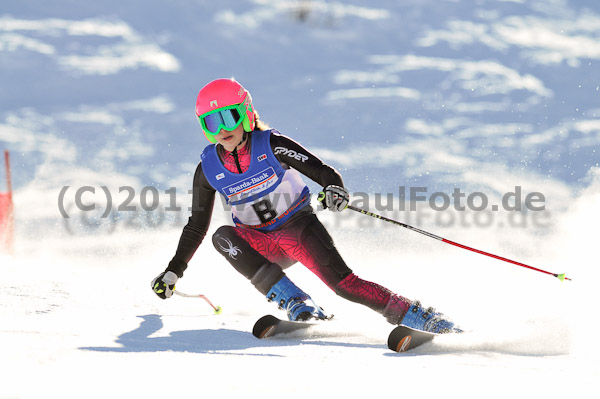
[151,271,178,299]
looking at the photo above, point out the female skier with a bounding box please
[151,78,458,333]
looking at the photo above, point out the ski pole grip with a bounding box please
[317,191,325,203]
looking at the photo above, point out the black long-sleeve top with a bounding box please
[166,130,344,277]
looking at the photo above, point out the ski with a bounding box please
[387,325,437,352]
[252,315,316,338]
[254,315,451,353]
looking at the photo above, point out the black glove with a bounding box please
[151,271,178,299]
[319,185,350,212]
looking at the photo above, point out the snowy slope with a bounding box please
[3,181,598,398]
[2,185,598,398]
[1,1,599,397]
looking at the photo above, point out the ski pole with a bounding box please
[174,290,223,314]
[346,205,571,282]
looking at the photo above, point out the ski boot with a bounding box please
[266,276,328,321]
[400,300,462,334]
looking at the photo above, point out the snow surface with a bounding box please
[2,183,598,398]
[1,0,600,398]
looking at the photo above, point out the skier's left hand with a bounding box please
[319,185,350,212]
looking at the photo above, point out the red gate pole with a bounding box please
[2,150,14,255]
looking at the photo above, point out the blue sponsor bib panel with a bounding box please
[201,130,310,231]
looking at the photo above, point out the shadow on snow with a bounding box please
[80,314,383,356]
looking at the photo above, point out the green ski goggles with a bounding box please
[197,103,247,135]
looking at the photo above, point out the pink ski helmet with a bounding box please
[195,78,256,143]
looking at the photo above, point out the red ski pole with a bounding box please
[347,205,571,282]
[174,289,223,314]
